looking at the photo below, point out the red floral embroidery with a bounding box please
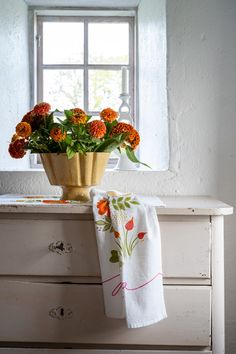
[138,232,146,240]
[97,198,110,216]
[125,217,134,231]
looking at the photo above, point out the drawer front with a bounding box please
[0,217,210,279]
[0,281,211,346]
[160,216,211,278]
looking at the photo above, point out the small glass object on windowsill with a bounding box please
[115,67,138,171]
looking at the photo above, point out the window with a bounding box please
[36,15,135,117]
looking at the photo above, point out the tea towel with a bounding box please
[91,189,167,328]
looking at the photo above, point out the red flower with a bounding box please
[8,139,27,159]
[33,102,51,115]
[97,198,110,216]
[125,217,134,231]
[137,232,146,240]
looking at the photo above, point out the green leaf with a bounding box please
[113,205,119,211]
[109,250,119,263]
[66,146,76,159]
[130,200,140,205]
[103,224,111,231]
[64,109,73,119]
[65,135,72,145]
[125,146,151,169]
[94,137,122,153]
[117,197,123,202]
[118,203,125,210]
[125,197,131,202]
[45,112,54,129]
[112,198,117,204]
[95,220,106,226]
[124,202,130,208]
[105,216,111,223]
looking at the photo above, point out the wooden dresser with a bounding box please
[0,196,233,354]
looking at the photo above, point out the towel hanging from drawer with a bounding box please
[91,189,167,329]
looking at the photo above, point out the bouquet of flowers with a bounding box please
[9,102,145,166]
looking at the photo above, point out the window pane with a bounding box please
[43,69,84,111]
[43,22,84,64]
[88,23,129,64]
[88,70,124,111]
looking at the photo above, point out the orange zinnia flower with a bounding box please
[15,122,32,138]
[127,128,140,149]
[8,139,27,159]
[110,122,140,150]
[33,102,51,116]
[97,198,110,215]
[100,108,118,123]
[70,108,87,125]
[21,110,35,125]
[50,127,66,142]
[89,120,106,138]
[110,122,133,136]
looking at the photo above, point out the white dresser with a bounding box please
[0,196,233,354]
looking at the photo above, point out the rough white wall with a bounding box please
[0,0,30,170]
[0,0,236,352]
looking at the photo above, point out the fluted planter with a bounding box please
[40,152,110,202]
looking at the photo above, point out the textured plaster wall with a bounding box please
[0,0,220,196]
[0,0,236,352]
[0,0,30,170]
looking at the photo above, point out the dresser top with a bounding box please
[0,195,233,216]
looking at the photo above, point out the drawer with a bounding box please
[0,281,211,346]
[0,216,210,279]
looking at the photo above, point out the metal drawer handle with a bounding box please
[49,306,73,320]
[48,241,73,255]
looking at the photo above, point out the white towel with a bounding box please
[91,189,167,328]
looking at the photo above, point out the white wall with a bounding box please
[0,0,30,170]
[138,0,169,170]
[216,0,236,352]
[0,0,236,352]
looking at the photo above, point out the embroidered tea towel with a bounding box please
[92,189,167,328]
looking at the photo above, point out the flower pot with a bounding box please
[40,152,110,202]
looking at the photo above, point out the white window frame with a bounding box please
[30,11,136,169]
[36,15,135,116]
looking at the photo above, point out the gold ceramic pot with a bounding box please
[40,152,110,202]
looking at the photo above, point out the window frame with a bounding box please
[36,15,135,117]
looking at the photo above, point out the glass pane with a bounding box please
[88,70,125,111]
[43,22,84,64]
[43,69,84,111]
[88,23,129,64]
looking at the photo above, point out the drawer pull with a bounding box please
[49,306,73,320]
[48,241,73,255]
